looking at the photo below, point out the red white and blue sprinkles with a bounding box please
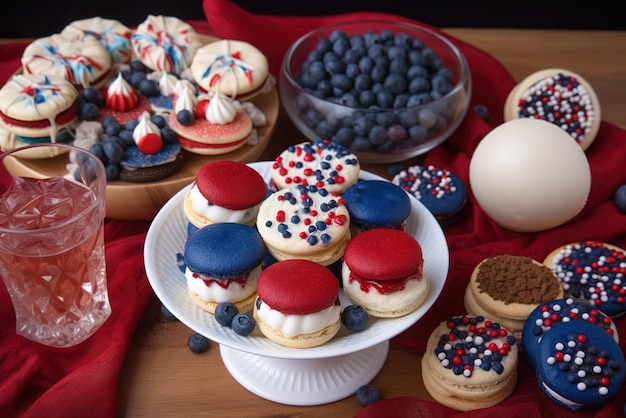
[516,72,594,144]
[530,298,615,339]
[393,164,458,200]
[434,316,516,377]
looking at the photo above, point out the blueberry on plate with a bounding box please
[187,333,209,353]
[215,302,239,327]
[342,305,369,332]
[355,384,381,407]
[614,184,626,214]
[231,313,256,336]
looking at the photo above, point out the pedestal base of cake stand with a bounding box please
[219,340,390,406]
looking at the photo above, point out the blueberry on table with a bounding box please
[160,303,178,321]
[615,184,626,214]
[341,305,368,332]
[215,302,239,327]
[187,333,209,354]
[355,384,381,407]
[231,314,256,336]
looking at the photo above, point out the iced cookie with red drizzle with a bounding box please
[256,184,350,266]
[534,320,625,411]
[504,68,601,151]
[522,298,619,368]
[183,222,266,314]
[253,259,341,348]
[184,160,267,228]
[271,140,360,194]
[421,315,518,411]
[341,228,429,318]
[190,39,269,100]
[543,241,626,318]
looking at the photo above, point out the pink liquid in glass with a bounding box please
[0,176,110,347]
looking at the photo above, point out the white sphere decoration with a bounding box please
[469,119,591,232]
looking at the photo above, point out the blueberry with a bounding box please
[370,64,387,83]
[358,90,376,108]
[316,38,332,54]
[345,62,360,79]
[187,333,209,354]
[408,77,430,94]
[160,303,178,321]
[376,90,394,109]
[355,384,381,407]
[125,119,139,131]
[324,53,343,75]
[473,104,490,121]
[308,60,328,83]
[231,313,256,336]
[81,86,104,106]
[358,56,374,74]
[151,114,166,129]
[118,130,135,147]
[89,142,105,160]
[129,71,146,87]
[354,73,372,92]
[330,73,352,92]
[383,72,407,95]
[161,126,177,143]
[214,302,239,327]
[615,184,626,214]
[129,59,147,72]
[104,163,119,180]
[78,102,100,121]
[138,79,160,96]
[105,121,123,137]
[102,140,124,164]
[341,305,369,331]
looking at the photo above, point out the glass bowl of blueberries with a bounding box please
[280,20,471,163]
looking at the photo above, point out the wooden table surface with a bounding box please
[117,28,626,417]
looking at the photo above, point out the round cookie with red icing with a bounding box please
[256,184,350,266]
[190,39,269,100]
[543,241,626,318]
[184,160,267,228]
[270,140,360,194]
[464,254,564,343]
[61,17,133,63]
[504,68,601,151]
[522,298,619,369]
[341,228,429,318]
[21,33,112,89]
[534,320,625,411]
[0,73,78,146]
[253,259,341,348]
[131,15,202,75]
[183,222,266,314]
[421,315,518,411]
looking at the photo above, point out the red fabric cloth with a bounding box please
[1,0,625,416]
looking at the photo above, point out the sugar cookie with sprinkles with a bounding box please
[190,39,269,100]
[533,320,625,411]
[522,298,619,369]
[21,33,112,89]
[543,241,626,318]
[270,140,360,194]
[61,17,133,64]
[504,68,601,151]
[421,315,518,412]
[392,164,466,226]
[256,184,350,266]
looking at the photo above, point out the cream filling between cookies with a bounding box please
[255,302,341,337]
[185,265,260,302]
[540,380,583,409]
[341,263,426,308]
[189,185,261,225]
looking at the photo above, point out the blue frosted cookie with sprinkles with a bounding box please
[534,320,625,411]
[543,241,626,318]
[504,68,601,151]
[522,298,619,368]
[392,164,466,226]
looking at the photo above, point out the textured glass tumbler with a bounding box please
[0,143,110,347]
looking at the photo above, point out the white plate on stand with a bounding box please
[144,161,449,406]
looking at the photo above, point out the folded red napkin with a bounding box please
[1,0,625,416]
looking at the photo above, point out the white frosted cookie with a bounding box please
[0,73,78,142]
[190,39,269,100]
[21,33,112,89]
[61,16,133,63]
[256,184,350,266]
[504,68,601,151]
[131,15,202,74]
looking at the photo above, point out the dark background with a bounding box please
[1,0,624,38]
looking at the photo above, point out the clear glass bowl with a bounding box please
[279,20,471,163]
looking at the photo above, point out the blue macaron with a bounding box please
[522,298,618,368]
[184,222,266,278]
[342,179,411,231]
[534,320,625,411]
[392,164,466,226]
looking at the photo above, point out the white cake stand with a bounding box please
[144,162,449,406]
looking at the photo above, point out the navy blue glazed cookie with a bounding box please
[543,241,626,318]
[183,222,266,313]
[342,179,411,232]
[392,164,466,226]
[118,142,183,182]
[522,298,618,368]
[535,320,625,411]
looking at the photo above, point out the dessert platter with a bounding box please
[144,161,449,405]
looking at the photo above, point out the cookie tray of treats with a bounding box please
[0,15,280,221]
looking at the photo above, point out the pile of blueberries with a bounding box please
[292,29,460,153]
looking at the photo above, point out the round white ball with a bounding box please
[469,119,591,232]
